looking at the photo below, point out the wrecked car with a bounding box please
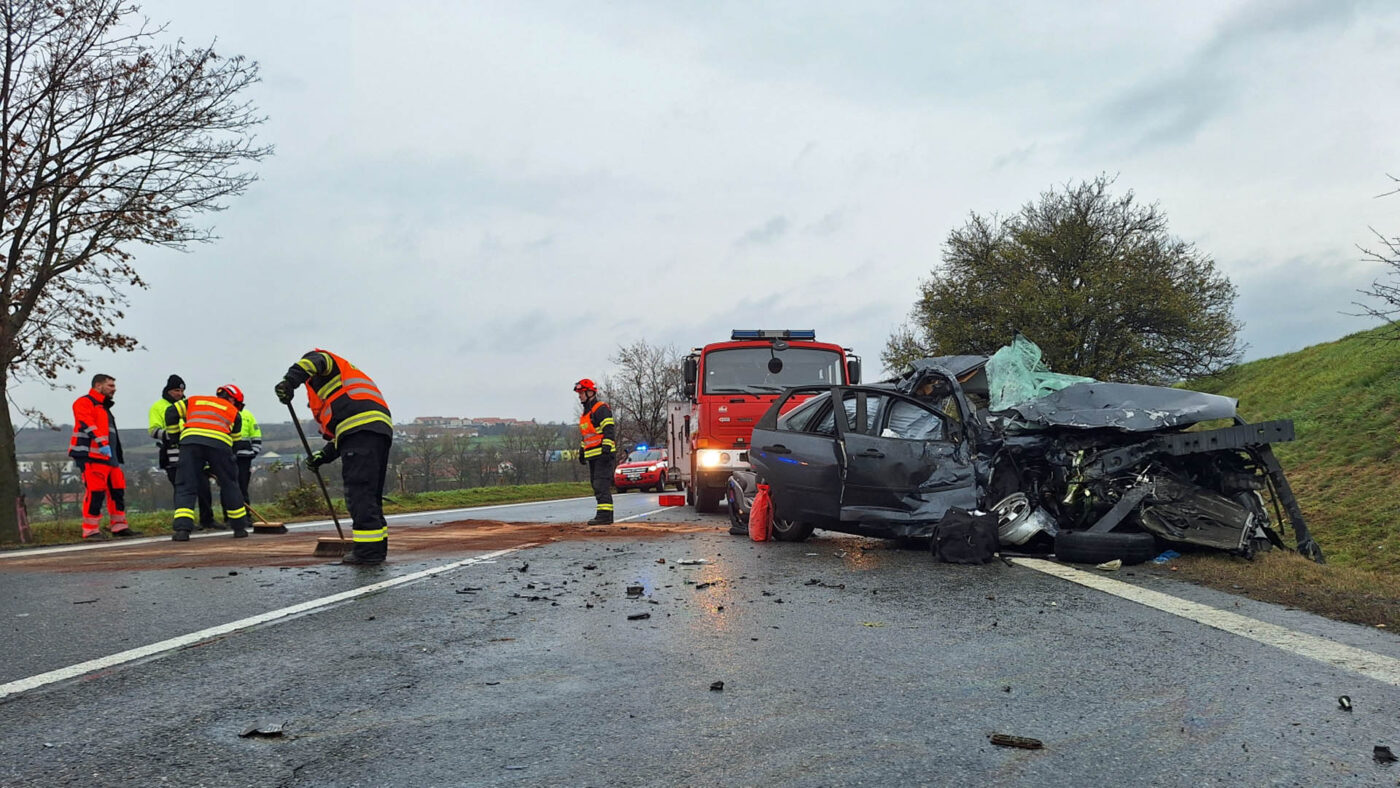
[731,336,1322,565]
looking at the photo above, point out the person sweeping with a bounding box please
[275,349,393,565]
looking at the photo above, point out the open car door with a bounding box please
[833,386,978,525]
[748,386,844,525]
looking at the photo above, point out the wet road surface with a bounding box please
[3,494,1400,786]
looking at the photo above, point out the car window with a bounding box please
[775,394,827,432]
[626,449,665,462]
[881,398,946,441]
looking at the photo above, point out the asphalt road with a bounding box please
[3,494,1400,786]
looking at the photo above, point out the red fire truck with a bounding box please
[666,330,860,512]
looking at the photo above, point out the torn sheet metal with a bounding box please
[1005,382,1238,431]
[1133,476,1255,552]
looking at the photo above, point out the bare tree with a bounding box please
[0,1,269,541]
[405,428,447,492]
[444,433,475,489]
[1354,175,1400,339]
[601,340,684,449]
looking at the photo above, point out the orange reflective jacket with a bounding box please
[302,349,392,444]
[177,395,240,446]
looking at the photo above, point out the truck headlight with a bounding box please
[697,450,722,468]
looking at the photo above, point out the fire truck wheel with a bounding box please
[696,487,723,513]
[685,484,695,507]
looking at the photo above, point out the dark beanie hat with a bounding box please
[165,374,185,391]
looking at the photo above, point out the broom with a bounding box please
[287,402,353,557]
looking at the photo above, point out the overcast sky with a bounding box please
[9,0,1400,430]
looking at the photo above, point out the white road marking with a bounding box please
[1014,558,1400,687]
[0,546,530,701]
[0,497,597,559]
[617,506,669,523]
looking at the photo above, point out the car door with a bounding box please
[835,388,978,522]
[748,387,843,525]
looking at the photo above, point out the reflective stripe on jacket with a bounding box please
[578,400,617,459]
[70,389,119,464]
[234,409,263,458]
[293,349,392,446]
[168,395,241,447]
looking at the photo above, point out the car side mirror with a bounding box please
[682,357,697,385]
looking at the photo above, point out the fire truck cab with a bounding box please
[667,330,859,512]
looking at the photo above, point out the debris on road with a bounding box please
[239,721,287,739]
[1339,696,1353,712]
[455,587,483,594]
[676,558,707,565]
[989,733,1043,750]
[1374,745,1397,764]
[710,681,724,691]
[627,612,651,621]
[626,585,644,597]
[1095,559,1122,571]
[72,599,97,605]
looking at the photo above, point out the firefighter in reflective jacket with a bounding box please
[69,373,139,539]
[147,374,215,528]
[574,378,617,525]
[219,385,262,503]
[166,387,252,540]
[275,350,393,565]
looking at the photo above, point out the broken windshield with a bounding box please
[702,347,844,396]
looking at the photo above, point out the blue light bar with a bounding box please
[637,444,648,451]
[729,329,817,341]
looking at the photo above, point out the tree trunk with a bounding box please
[0,371,23,543]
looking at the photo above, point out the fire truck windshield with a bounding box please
[703,347,844,395]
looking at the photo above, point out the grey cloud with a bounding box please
[734,216,790,248]
[805,209,846,237]
[1085,0,1388,154]
[992,144,1036,171]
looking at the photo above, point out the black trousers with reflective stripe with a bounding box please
[341,430,391,560]
[174,443,247,530]
[165,465,214,524]
[589,456,615,510]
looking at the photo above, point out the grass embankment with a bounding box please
[8,481,593,549]
[1191,325,1400,572]
[1168,325,1400,624]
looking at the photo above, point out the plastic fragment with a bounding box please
[710,681,724,691]
[1095,559,1122,571]
[1375,745,1397,764]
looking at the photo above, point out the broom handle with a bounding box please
[287,402,346,541]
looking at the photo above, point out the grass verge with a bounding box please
[5,481,593,549]
[1149,549,1400,630]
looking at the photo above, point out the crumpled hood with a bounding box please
[1004,381,1237,431]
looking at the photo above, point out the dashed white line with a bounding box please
[1014,557,1400,687]
[0,545,531,701]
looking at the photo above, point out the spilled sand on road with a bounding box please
[1,520,717,572]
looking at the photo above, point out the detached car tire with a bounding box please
[1054,530,1158,566]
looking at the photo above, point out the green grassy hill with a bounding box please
[1190,325,1400,571]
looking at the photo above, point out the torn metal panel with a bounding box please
[1134,476,1254,552]
[839,431,978,526]
[1006,382,1238,431]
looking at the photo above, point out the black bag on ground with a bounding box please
[932,508,1000,564]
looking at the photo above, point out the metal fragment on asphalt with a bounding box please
[239,721,286,739]
[710,681,724,691]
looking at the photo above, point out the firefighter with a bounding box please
[69,374,139,539]
[220,385,263,504]
[574,378,617,525]
[147,374,217,529]
[275,350,393,565]
[166,386,253,541]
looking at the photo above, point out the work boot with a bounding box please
[171,530,191,542]
[81,530,106,540]
[729,521,748,536]
[232,526,249,538]
[341,552,385,566]
[112,527,142,538]
[585,511,613,526]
